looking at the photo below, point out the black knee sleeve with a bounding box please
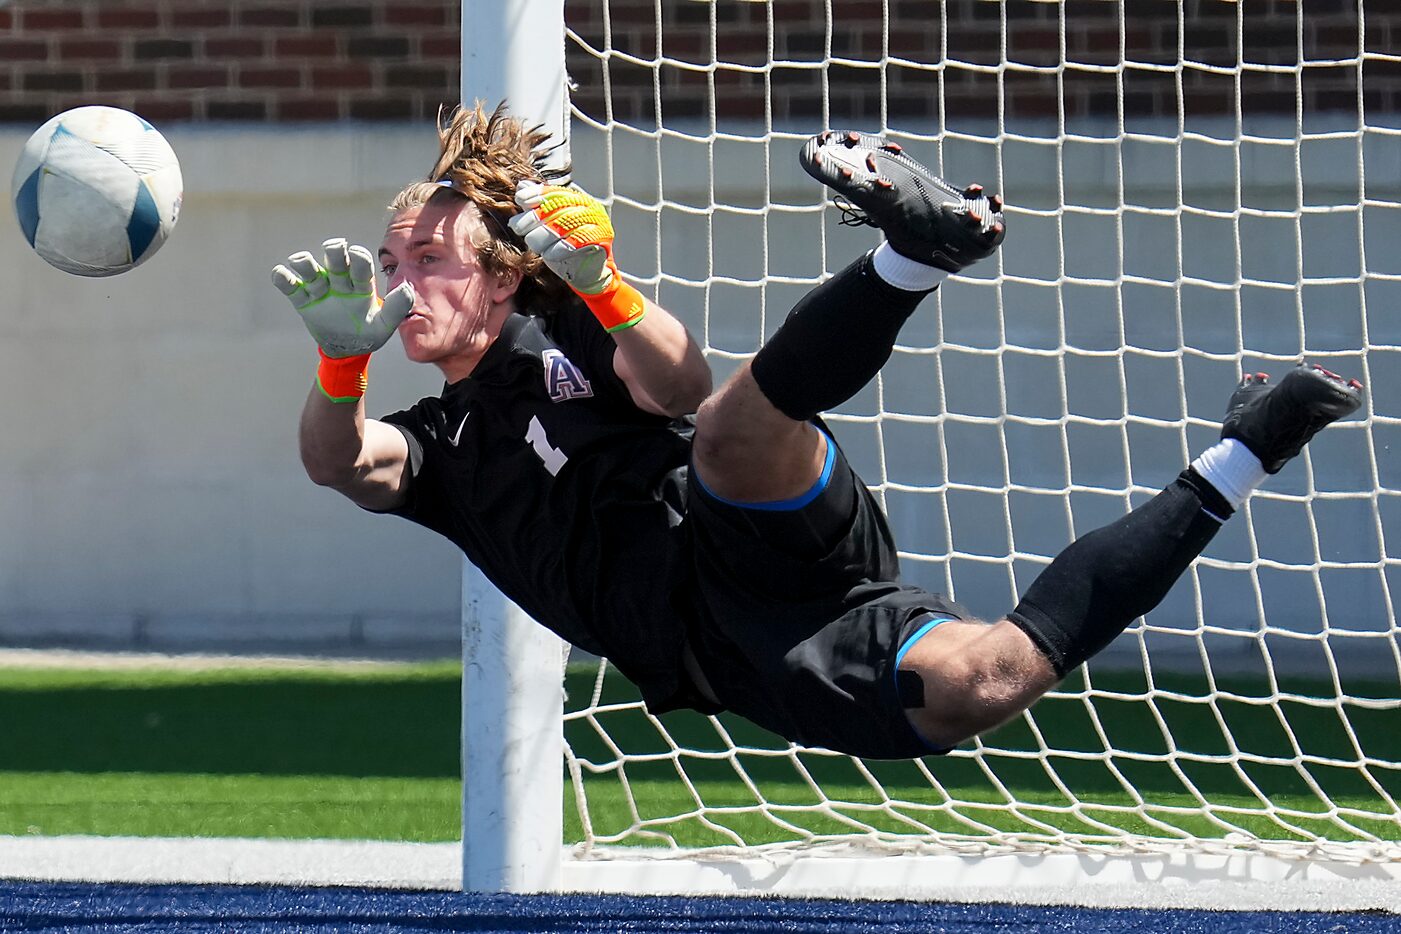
[750,253,929,421]
[1008,470,1225,676]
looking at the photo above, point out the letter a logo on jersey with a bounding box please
[543,349,594,402]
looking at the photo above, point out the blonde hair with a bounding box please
[389,100,573,311]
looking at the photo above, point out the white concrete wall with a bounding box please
[1,116,1396,670]
[0,124,464,655]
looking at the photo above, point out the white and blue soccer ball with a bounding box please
[10,106,182,277]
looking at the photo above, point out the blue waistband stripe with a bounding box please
[695,429,838,512]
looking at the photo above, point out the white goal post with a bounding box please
[460,0,1401,905]
[458,0,569,894]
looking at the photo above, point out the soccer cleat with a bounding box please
[800,129,1006,272]
[1220,363,1363,474]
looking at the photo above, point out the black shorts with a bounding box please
[684,429,973,760]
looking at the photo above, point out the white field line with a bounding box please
[2,836,1401,912]
[0,648,441,672]
[0,835,461,890]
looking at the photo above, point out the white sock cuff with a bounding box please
[870,242,950,292]
[1191,437,1268,510]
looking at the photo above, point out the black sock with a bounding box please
[1180,464,1235,521]
[750,253,931,421]
[1008,470,1226,676]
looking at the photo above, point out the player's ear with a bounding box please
[492,267,523,302]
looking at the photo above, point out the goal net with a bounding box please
[467,0,1401,898]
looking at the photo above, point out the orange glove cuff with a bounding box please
[582,277,647,333]
[316,349,371,403]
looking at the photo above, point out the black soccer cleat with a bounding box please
[800,129,1006,272]
[1220,363,1363,474]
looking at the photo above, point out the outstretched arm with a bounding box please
[273,238,417,510]
[510,183,712,417]
[298,389,412,511]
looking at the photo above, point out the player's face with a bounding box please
[378,199,519,380]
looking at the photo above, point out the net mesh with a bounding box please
[557,0,1401,863]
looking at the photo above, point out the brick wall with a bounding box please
[0,0,1392,126]
[0,1,461,123]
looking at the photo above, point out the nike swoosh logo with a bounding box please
[450,412,470,446]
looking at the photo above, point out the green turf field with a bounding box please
[0,662,462,841]
[0,660,1395,845]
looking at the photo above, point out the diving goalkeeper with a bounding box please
[273,103,1362,759]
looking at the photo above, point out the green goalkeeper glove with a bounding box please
[272,238,415,402]
[272,237,415,358]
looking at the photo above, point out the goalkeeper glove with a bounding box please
[271,238,415,403]
[509,181,646,332]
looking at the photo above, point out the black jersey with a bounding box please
[380,302,697,707]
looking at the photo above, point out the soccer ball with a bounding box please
[10,106,183,277]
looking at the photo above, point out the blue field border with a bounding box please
[0,880,1398,933]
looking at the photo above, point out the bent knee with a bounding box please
[693,382,770,452]
[692,388,827,503]
[899,620,1059,746]
[691,398,733,465]
[910,660,1030,743]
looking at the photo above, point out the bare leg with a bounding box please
[899,619,1057,749]
[897,363,1365,751]
[692,364,826,503]
[892,469,1227,749]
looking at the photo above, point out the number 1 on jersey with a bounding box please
[526,415,568,476]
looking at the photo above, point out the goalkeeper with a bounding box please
[274,103,1363,759]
